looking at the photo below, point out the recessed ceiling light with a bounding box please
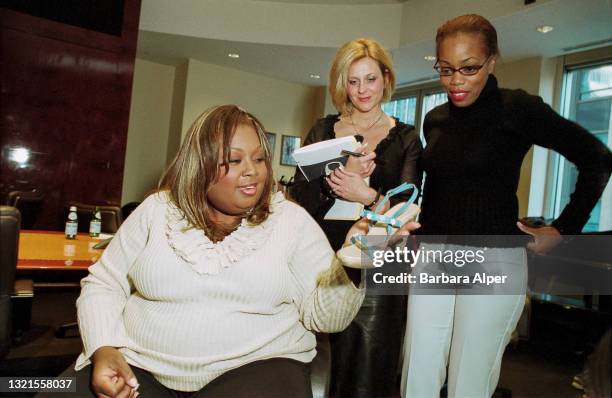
[228,53,240,58]
[424,55,436,61]
[536,25,554,33]
[309,74,321,79]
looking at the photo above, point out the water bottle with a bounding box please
[89,206,102,237]
[65,206,78,240]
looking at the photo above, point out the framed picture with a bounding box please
[265,132,276,159]
[280,135,301,166]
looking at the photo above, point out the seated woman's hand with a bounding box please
[344,145,376,178]
[387,220,421,248]
[344,217,371,246]
[343,214,421,248]
[91,346,139,398]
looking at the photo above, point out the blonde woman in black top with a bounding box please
[290,38,422,398]
[400,14,612,397]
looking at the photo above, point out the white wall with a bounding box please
[140,0,402,48]
[122,58,175,204]
[494,57,544,218]
[398,0,554,46]
[122,57,324,201]
[165,60,189,166]
[181,58,321,180]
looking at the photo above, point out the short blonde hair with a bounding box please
[329,38,396,114]
[158,105,274,242]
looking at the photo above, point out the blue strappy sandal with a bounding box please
[337,182,419,269]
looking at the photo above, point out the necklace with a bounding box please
[349,109,384,135]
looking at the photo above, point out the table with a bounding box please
[15,230,106,332]
[18,230,104,271]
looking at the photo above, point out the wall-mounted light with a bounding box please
[8,147,30,168]
[536,25,554,33]
[228,53,240,58]
[424,55,436,61]
[309,74,321,79]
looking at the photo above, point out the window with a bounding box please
[382,86,447,145]
[418,92,447,144]
[550,62,612,232]
[383,85,446,200]
[382,96,417,126]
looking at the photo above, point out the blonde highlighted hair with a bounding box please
[329,38,396,115]
[158,105,274,242]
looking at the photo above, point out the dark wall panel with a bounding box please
[3,0,125,36]
[0,1,141,230]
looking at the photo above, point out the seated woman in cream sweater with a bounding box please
[56,105,419,398]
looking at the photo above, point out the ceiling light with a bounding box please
[228,53,240,58]
[309,74,321,79]
[424,55,436,61]
[536,25,554,33]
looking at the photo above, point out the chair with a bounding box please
[56,203,122,338]
[6,190,44,230]
[121,201,141,221]
[55,203,122,338]
[527,230,612,351]
[0,206,34,357]
[311,333,331,398]
[67,202,123,234]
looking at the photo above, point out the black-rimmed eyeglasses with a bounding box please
[433,56,491,76]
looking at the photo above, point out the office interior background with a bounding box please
[2,0,611,233]
[129,0,612,235]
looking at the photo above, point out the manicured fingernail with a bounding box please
[129,378,138,388]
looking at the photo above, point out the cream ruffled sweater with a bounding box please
[75,191,364,391]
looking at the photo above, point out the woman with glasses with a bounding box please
[290,38,422,398]
[400,14,612,397]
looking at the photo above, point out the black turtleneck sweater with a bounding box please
[419,74,612,240]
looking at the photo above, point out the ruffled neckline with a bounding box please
[165,192,285,275]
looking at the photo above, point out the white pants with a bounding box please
[400,246,527,398]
